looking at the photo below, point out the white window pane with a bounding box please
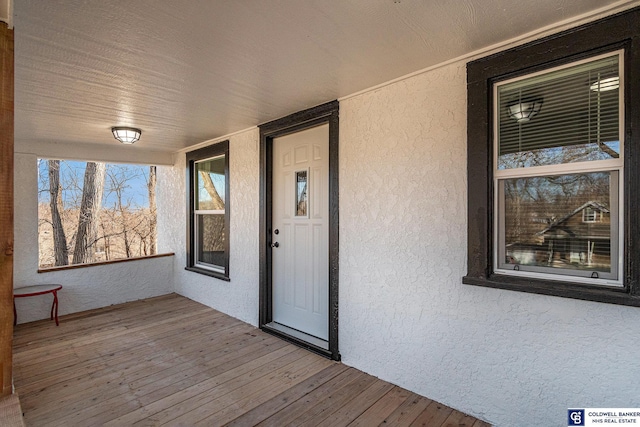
[195,156,226,210]
[195,213,225,270]
[498,171,618,279]
[497,54,620,169]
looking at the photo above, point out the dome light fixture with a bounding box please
[507,97,544,123]
[590,76,619,92]
[111,126,142,144]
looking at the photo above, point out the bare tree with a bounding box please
[39,160,158,267]
[48,160,69,266]
[106,166,134,257]
[100,221,111,261]
[199,171,224,209]
[72,162,106,264]
[199,170,225,256]
[148,166,157,255]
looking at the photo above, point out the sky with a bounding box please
[37,159,153,209]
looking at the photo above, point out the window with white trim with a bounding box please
[186,141,230,280]
[582,206,602,223]
[494,52,623,286]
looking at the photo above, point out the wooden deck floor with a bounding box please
[13,294,489,426]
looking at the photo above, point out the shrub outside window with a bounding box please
[186,141,230,280]
[493,52,624,286]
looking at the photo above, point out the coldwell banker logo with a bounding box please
[569,409,585,426]
[568,408,640,425]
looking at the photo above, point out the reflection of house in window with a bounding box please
[536,201,610,268]
[582,206,601,223]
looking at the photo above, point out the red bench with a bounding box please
[13,285,63,326]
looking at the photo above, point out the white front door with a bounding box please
[271,124,329,341]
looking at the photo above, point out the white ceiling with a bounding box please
[13,0,637,154]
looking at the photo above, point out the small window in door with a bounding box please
[295,169,308,217]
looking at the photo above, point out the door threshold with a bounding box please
[263,322,331,356]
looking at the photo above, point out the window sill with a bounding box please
[185,266,230,281]
[38,253,175,273]
[462,274,640,308]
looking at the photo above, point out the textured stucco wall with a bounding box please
[157,129,260,326]
[339,61,640,426]
[157,61,640,426]
[13,153,174,324]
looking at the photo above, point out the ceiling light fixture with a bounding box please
[507,97,543,123]
[590,76,619,92]
[111,126,142,144]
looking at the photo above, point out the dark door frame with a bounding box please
[258,100,340,361]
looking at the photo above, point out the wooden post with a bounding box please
[0,21,14,397]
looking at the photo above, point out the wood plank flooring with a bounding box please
[13,294,489,426]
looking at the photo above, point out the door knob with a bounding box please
[271,242,280,248]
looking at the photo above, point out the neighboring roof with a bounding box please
[536,201,610,236]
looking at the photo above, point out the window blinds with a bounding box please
[498,54,619,159]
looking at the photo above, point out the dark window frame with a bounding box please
[463,7,640,307]
[258,100,340,361]
[186,140,230,281]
